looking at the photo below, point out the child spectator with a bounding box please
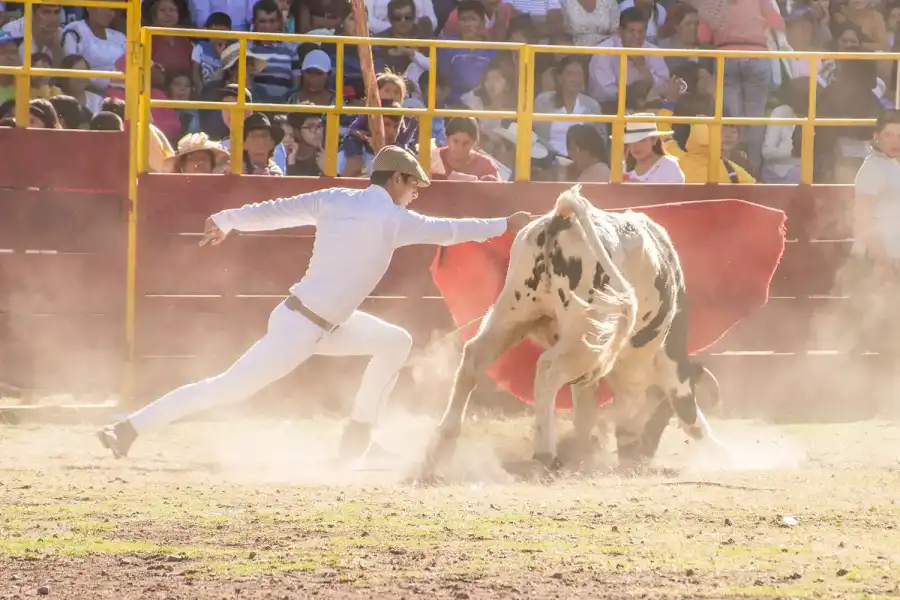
[49,93,90,129]
[89,110,124,130]
[167,69,200,137]
[29,52,62,98]
[28,97,61,128]
[56,54,103,113]
[188,0,251,31]
[337,101,405,177]
[459,58,517,145]
[444,0,514,40]
[191,12,232,91]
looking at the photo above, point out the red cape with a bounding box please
[430,199,787,411]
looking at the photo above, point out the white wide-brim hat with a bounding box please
[163,132,230,173]
[491,122,549,160]
[619,113,673,144]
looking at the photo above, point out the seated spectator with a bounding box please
[163,131,229,173]
[1,3,63,64]
[342,72,418,155]
[618,116,684,183]
[488,121,552,180]
[506,0,564,43]
[286,48,333,105]
[338,101,404,176]
[62,5,127,95]
[284,107,325,175]
[107,55,182,143]
[197,45,267,139]
[167,69,200,137]
[56,54,103,113]
[557,0,618,47]
[459,58,517,146]
[656,2,700,72]
[49,94,90,128]
[248,0,297,103]
[89,110,123,130]
[663,94,755,184]
[30,52,62,98]
[533,55,604,157]
[212,83,288,172]
[102,96,176,171]
[438,0,498,104]
[589,8,669,107]
[789,0,832,47]
[191,12,232,91]
[833,0,888,52]
[242,111,284,175]
[444,0,515,41]
[374,0,431,81]
[27,97,61,128]
[762,76,815,184]
[189,0,251,31]
[0,30,18,103]
[818,22,864,85]
[142,0,194,89]
[565,123,611,182]
[430,116,501,181]
[693,0,784,174]
[367,0,437,35]
[815,59,884,183]
[721,118,754,178]
[618,0,666,44]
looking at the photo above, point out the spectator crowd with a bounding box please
[0,0,898,183]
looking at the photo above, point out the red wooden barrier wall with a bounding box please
[0,128,886,421]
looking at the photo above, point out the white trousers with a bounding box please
[128,301,413,434]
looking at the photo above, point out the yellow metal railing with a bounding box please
[138,27,898,184]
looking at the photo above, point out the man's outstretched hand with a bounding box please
[506,211,538,235]
[199,217,228,246]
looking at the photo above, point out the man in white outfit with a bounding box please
[98,146,533,462]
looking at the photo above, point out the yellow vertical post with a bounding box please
[707,56,725,184]
[229,39,248,174]
[139,27,153,171]
[800,59,818,185]
[324,41,343,177]
[122,0,141,406]
[14,1,33,126]
[514,44,533,181]
[416,47,435,175]
[608,52,629,183]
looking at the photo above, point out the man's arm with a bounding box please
[395,210,532,247]
[209,188,327,234]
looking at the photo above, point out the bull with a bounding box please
[421,185,728,478]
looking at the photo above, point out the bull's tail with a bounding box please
[553,185,638,366]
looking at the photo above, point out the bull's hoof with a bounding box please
[417,428,460,482]
[532,452,562,471]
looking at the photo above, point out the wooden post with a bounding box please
[351,0,385,151]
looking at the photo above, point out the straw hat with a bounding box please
[163,132,230,173]
[371,146,431,187]
[620,114,673,144]
[217,42,270,77]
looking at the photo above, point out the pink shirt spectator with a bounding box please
[151,37,194,76]
[696,0,784,50]
[432,147,501,181]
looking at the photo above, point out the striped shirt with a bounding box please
[249,40,299,103]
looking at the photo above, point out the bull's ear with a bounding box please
[571,182,583,198]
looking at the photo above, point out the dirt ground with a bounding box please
[1,414,899,599]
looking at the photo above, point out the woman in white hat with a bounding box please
[163,132,230,174]
[621,114,685,183]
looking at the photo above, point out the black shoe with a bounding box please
[337,421,372,464]
[97,420,138,458]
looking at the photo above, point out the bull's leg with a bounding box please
[607,366,658,470]
[419,312,533,480]
[570,379,600,463]
[533,344,594,468]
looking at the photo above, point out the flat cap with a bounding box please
[370,145,430,187]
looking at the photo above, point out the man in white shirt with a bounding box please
[588,7,669,106]
[0,3,63,64]
[98,146,534,463]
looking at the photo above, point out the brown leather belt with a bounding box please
[284,295,338,332]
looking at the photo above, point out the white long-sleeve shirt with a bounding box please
[211,185,508,326]
[761,104,800,179]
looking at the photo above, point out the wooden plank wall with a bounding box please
[0,126,883,422]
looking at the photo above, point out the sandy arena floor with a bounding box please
[1,415,899,599]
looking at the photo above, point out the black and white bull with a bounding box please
[422,185,726,477]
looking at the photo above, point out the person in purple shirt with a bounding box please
[342,72,419,159]
[437,0,498,104]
